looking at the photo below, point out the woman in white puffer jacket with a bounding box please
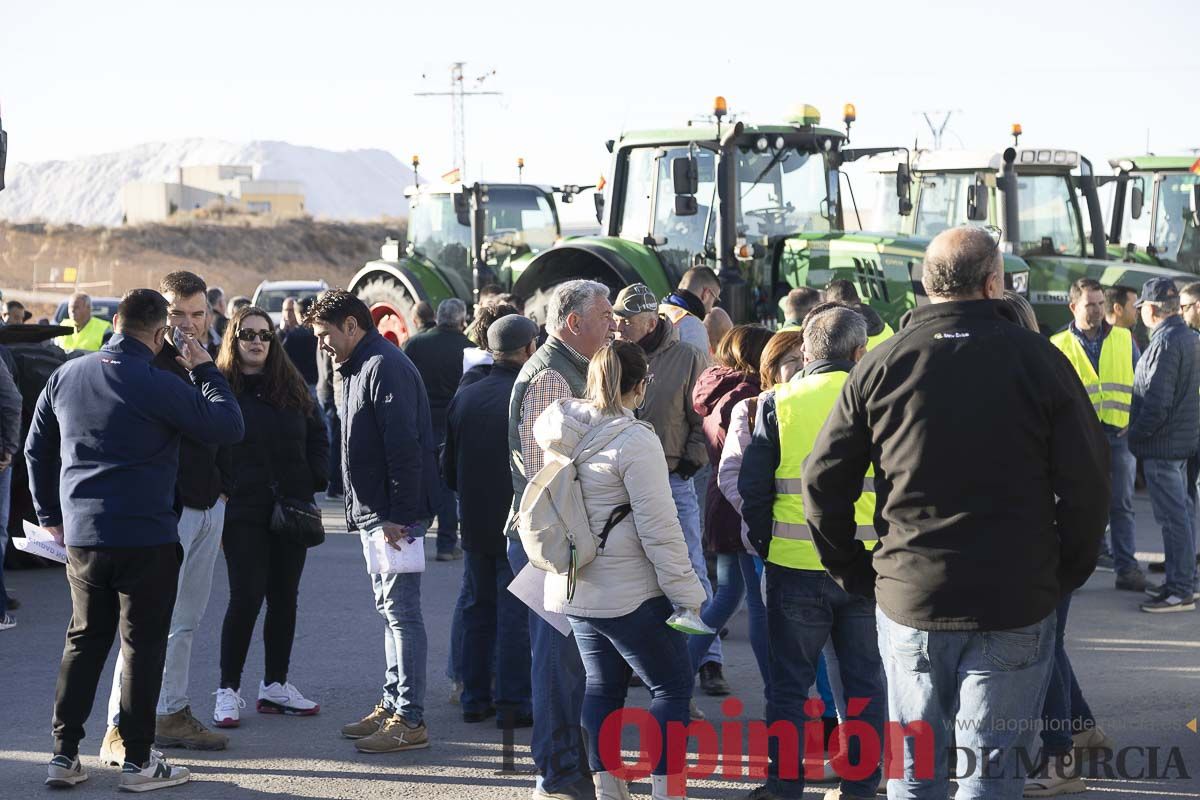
[533,339,705,800]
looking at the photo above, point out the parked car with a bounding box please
[250,280,329,327]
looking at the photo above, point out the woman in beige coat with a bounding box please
[533,339,706,800]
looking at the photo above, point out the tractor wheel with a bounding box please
[355,276,416,348]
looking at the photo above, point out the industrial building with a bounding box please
[121,165,305,223]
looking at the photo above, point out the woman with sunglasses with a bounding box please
[211,307,329,728]
[533,339,705,800]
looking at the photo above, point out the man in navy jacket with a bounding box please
[307,290,438,754]
[26,289,244,791]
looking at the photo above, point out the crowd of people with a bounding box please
[3,225,1199,798]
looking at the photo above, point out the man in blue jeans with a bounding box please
[741,305,883,800]
[802,228,1108,800]
[308,291,439,753]
[1129,278,1200,613]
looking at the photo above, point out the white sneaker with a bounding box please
[45,755,88,787]
[119,753,190,792]
[213,688,246,729]
[0,613,16,631]
[256,681,320,716]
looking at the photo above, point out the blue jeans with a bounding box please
[877,607,1057,800]
[447,580,466,684]
[1143,458,1200,599]
[1039,593,1095,755]
[462,550,531,716]
[764,566,884,799]
[0,466,11,611]
[1106,431,1138,573]
[688,552,769,686]
[324,405,343,496]
[507,539,589,794]
[569,595,693,776]
[365,531,427,725]
[669,473,721,668]
[432,419,459,555]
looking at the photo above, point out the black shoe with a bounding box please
[496,710,534,729]
[463,705,497,723]
[1115,568,1149,592]
[6,595,19,611]
[1094,553,1115,572]
[698,662,731,696]
[1140,589,1197,613]
[1148,560,1166,573]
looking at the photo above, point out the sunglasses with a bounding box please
[236,329,275,343]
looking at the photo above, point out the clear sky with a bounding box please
[3,0,1198,191]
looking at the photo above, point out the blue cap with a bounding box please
[1136,277,1179,307]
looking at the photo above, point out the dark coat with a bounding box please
[225,373,329,526]
[402,325,472,435]
[1128,315,1200,460]
[442,361,521,556]
[338,331,438,531]
[691,365,760,553]
[282,327,319,386]
[796,300,1109,632]
[25,335,245,547]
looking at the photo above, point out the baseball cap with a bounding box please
[613,283,658,318]
[487,314,539,353]
[1136,277,1179,308]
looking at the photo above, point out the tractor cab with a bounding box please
[1107,156,1200,273]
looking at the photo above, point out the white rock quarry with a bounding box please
[0,139,415,225]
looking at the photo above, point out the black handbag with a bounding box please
[263,444,325,548]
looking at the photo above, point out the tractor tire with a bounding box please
[355,276,416,348]
[522,274,626,329]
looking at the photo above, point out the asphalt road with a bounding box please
[1,493,1198,799]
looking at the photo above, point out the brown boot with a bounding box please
[155,706,229,750]
[340,703,392,740]
[98,726,124,767]
[353,714,429,753]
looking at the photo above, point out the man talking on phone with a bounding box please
[26,288,244,792]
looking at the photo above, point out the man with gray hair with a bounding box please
[739,304,883,800]
[404,297,472,560]
[56,292,112,352]
[800,226,1107,798]
[1129,278,1200,612]
[507,279,614,800]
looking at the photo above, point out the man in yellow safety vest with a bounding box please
[739,305,884,800]
[1050,277,1145,592]
[55,292,112,353]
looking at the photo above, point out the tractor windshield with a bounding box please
[737,146,832,237]
[408,193,472,272]
[914,173,980,238]
[484,187,559,256]
[1153,173,1200,268]
[1015,174,1084,256]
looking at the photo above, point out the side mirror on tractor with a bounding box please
[896,162,913,216]
[1130,178,1145,221]
[1189,185,1200,227]
[672,156,698,217]
[453,191,470,227]
[967,178,989,221]
[594,192,605,225]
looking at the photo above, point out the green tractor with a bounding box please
[1106,155,1200,272]
[510,100,1028,330]
[348,180,593,345]
[884,142,1198,331]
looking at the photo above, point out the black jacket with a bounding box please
[1128,315,1200,460]
[442,361,520,555]
[225,374,329,526]
[801,300,1109,632]
[282,327,319,386]
[153,342,234,510]
[403,325,472,433]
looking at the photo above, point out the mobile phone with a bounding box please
[172,328,188,353]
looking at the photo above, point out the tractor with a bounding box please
[1106,155,1200,273]
[509,99,1026,330]
[348,180,592,345]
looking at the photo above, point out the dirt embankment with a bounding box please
[0,214,407,314]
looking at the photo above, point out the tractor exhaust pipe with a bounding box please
[717,121,748,323]
[999,148,1020,253]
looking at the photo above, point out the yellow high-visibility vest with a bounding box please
[1050,326,1134,428]
[866,322,895,351]
[56,317,112,352]
[769,372,878,570]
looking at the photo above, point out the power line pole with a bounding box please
[415,62,501,179]
[919,110,959,150]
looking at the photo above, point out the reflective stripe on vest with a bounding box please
[769,372,878,570]
[866,322,895,352]
[1050,327,1134,428]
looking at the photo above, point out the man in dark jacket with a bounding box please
[442,315,536,727]
[101,271,234,758]
[799,227,1108,799]
[404,298,472,559]
[26,289,244,791]
[316,345,343,499]
[1130,277,1200,612]
[307,290,437,754]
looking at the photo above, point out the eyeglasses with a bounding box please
[236,329,275,343]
